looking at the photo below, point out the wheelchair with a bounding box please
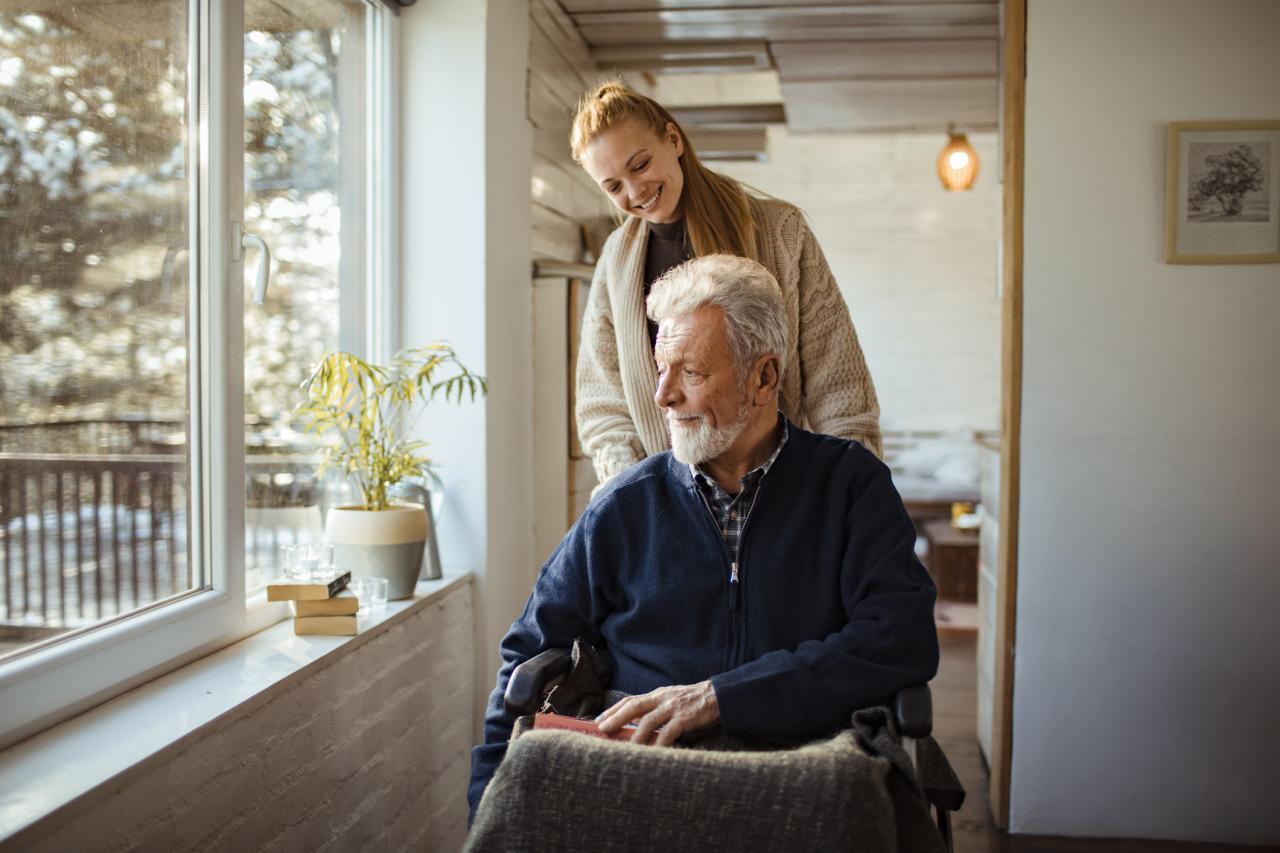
[466,648,964,853]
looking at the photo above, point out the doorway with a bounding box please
[526,0,1025,828]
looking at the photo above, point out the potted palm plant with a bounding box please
[296,345,485,599]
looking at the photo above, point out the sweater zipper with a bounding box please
[729,481,767,669]
[694,476,770,667]
[692,486,736,670]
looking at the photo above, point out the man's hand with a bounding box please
[595,681,720,747]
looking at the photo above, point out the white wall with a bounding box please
[399,0,535,739]
[1015,0,1280,842]
[718,128,1002,433]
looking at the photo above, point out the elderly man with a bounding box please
[468,254,938,816]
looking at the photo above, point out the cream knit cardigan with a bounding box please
[575,196,882,488]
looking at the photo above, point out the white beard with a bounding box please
[669,404,749,466]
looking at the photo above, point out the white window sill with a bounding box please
[0,571,472,844]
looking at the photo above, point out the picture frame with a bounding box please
[1165,120,1280,264]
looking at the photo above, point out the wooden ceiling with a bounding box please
[560,0,1000,134]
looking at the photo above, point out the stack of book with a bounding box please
[266,570,358,636]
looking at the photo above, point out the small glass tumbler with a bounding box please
[350,577,369,612]
[303,543,335,579]
[279,544,306,580]
[366,577,389,610]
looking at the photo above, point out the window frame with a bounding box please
[0,0,397,751]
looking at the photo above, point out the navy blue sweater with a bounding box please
[467,426,939,815]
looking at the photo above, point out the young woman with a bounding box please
[572,81,882,489]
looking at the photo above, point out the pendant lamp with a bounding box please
[936,129,979,191]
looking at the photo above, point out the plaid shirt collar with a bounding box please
[691,416,789,554]
[690,416,789,491]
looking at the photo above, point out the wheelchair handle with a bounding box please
[504,648,573,716]
[894,684,933,739]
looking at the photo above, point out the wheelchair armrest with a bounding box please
[504,648,573,716]
[505,651,933,737]
[893,684,933,740]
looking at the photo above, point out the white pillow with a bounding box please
[894,429,980,486]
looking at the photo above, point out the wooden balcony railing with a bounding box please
[0,453,188,628]
[0,419,328,635]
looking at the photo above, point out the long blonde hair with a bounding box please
[571,81,759,262]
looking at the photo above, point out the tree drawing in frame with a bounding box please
[1166,120,1280,264]
[1187,142,1270,223]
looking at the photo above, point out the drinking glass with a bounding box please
[279,544,305,580]
[303,543,335,578]
[366,577,389,610]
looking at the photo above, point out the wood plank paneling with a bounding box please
[570,4,999,27]
[991,0,1025,831]
[772,38,998,82]
[533,154,610,226]
[782,78,997,133]
[561,2,999,133]
[529,29,594,109]
[569,1,1000,45]
[528,0,613,263]
[686,127,768,159]
[568,276,595,520]
[533,119,575,169]
[590,38,767,61]
[533,277,571,569]
[532,203,585,263]
[669,103,786,125]
[564,2,998,134]
[580,21,1000,44]
[636,70,783,106]
[567,278,592,462]
[562,0,995,10]
[570,458,596,522]
[528,0,612,546]
[528,73,581,145]
[533,0,597,61]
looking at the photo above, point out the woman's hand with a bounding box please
[595,681,720,746]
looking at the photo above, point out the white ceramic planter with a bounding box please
[325,504,428,600]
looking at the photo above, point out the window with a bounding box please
[0,0,394,747]
[242,1,378,595]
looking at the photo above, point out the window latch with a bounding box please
[232,222,272,304]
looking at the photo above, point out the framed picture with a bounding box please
[1165,120,1280,264]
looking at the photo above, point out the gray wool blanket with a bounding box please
[464,706,953,853]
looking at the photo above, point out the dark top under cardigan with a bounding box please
[467,424,939,817]
[641,218,692,350]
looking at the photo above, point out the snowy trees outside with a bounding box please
[0,10,348,440]
[1,7,361,636]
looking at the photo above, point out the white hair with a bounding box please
[646,254,788,378]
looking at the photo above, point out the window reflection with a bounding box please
[0,6,193,657]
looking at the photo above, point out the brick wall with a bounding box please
[9,582,474,853]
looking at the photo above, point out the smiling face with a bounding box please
[653,305,752,465]
[579,118,686,225]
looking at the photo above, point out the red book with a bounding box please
[532,712,653,743]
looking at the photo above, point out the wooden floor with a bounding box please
[934,631,1274,853]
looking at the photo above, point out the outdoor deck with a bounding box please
[0,419,325,655]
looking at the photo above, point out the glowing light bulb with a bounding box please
[936,131,979,191]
